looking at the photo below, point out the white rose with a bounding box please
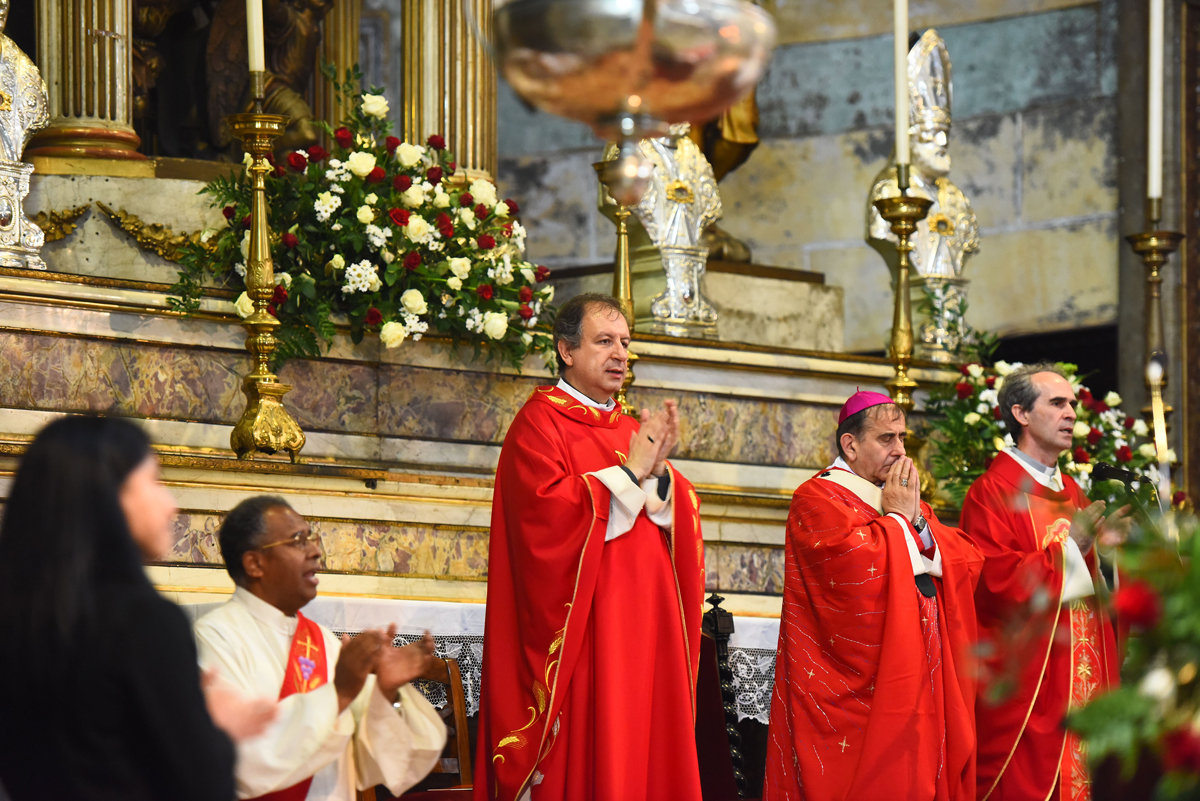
[400,289,428,315]
[365,193,378,205]
[395,143,425,168]
[328,254,346,271]
[967,364,984,379]
[1133,419,1150,437]
[1139,666,1176,703]
[356,205,374,224]
[274,272,291,288]
[449,258,472,279]
[494,201,510,219]
[993,376,1004,392]
[406,216,433,241]
[541,285,555,303]
[367,272,383,292]
[240,229,251,260]
[446,275,463,290]
[993,436,1007,451]
[481,310,508,340]
[994,360,1015,377]
[234,291,255,319]
[1073,420,1091,439]
[345,151,377,178]
[379,321,407,349]
[469,179,498,207]
[1104,391,1122,407]
[361,93,389,119]
[963,412,981,425]
[1076,463,1093,474]
[433,191,451,208]
[381,250,395,264]
[401,186,427,208]
[1139,443,1158,459]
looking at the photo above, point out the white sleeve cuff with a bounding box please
[642,475,673,527]
[1062,538,1096,602]
[889,513,942,578]
[589,465,647,541]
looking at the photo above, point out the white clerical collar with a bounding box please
[832,456,881,487]
[1004,447,1064,492]
[232,586,299,635]
[556,378,615,411]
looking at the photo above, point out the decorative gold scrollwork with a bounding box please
[95,201,217,262]
[34,204,91,243]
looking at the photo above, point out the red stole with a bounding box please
[473,386,706,801]
[246,612,329,801]
[961,453,1117,801]
[762,469,983,801]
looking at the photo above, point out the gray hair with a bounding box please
[997,362,1068,445]
[551,293,626,375]
[835,403,906,460]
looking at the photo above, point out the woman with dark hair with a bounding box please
[0,416,265,800]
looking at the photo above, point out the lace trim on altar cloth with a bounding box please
[336,630,777,724]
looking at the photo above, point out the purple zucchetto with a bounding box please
[838,390,895,425]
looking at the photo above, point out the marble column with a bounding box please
[26,0,144,159]
[313,0,361,132]
[402,0,496,180]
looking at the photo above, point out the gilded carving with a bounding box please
[0,0,49,270]
[95,201,218,262]
[33,204,90,243]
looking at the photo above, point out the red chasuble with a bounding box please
[247,612,329,801]
[762,467,983,801]
[961,452,1118,801]
[473,386,706,801]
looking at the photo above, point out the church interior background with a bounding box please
[0,0,1195,795]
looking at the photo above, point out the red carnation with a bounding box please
[1087,427,1103,445]
[476,284,494,300]
[366,166,386,184]
[535,265,551,283]
[1116,445,1133,463]
[477,234,496,250]
[271,284,288,305]
[993,406,1003,420]
[389,208,410,227]
[1124,416,1136,430]
[306,145,329,162]
[427,166,444,186]
[474,203,489,221]
[385,136,400,154]
[403,252,422,271]
[364,307,383,326]
[986,376,996,388]
[223,206,235,220]
[394,174,413,192]
[1112,579,1162,628]
[241,215,252,229]
[955,382,974,400]
[518,303,534,320]
[427,134,446,150]
[281,232,298,249]
[334,127,353,149]
[1174,491,1189,507]
[459,192,474,207]
[518,286,533,303]
[1163,727,1200,774]
[287,152,307,172]
[1073,446,1090,464]
[505,199,520,215]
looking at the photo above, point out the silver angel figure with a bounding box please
[0,0,50,270]
[868,29,980,362]
[602,125,722,339]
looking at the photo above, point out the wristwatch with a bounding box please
[911,512,927,532]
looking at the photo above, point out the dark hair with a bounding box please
[997,362,1068,446]
[219,495,294,585]
[835,403,906,460]
[551,292,626,375]
[0,416,153,673]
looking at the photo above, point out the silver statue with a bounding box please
[0,0,49,270]
[602,125,722,338]
[868,29,979,362]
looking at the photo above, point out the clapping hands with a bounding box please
[334,626,439,709]
[627,400,680,481]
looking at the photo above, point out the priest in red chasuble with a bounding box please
[961,363,1128,801]
[474,293,706,801]
[763,391,983,801]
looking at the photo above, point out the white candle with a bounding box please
[894,0,910,165]
[1148,0,1164,199]
[247,0,266,73]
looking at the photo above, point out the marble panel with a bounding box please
[1020,99,1118,223]
[705,543,785,595]
[704,272,844,352]
[377,365,540,443]
[277,359,379,433]
[808,245,894,353]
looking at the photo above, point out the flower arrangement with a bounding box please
[924,360,1165,507]
[169,67,555,367]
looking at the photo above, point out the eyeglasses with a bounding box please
[257,530,319,551]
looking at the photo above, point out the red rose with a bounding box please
[287,152,307,172]
[1094,401,1109,414]
[1116,445,1133,463]
[476,284,494,300]
[518,303,534,320]
[1087,427,1103,445]
[477,234,496,250]
[427,166,443,186]
[447,161,457,173]
[334,127,353,148]
[1073,446,1090,464]
[427,134,446,150]
[1124,416,1136,430]
[1112,579,1162,628]
[394,174,413,192]
[271,284,288,305]
[241,215,252,229]
[459,192,474,207]
[366,166,385,184]
[993,406,1003,420]
[1163,727,1200,774]
[501,222,514,237]
[267,303,277,317]
[389,208,410,227]
[403,252,422,271]
[985,376,995,388]
[1174,491,1189,506]
[307,145,329,162]
[281,232,298,249]
[518,286,533,303]
[436,213,455,238]
[272,165,286,178]
[959,363,973,376]
[1078,388,1093,402]
[535,265,551,283]
[505,199,520,215]
[955,382,974,400]
[474,203,489,220]
[223,206,235,220]
[385,136,401,154]
[364,307,383,326]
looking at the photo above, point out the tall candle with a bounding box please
[1148,0,1164,199]
[894,0,910,165]
[247,0,266,73]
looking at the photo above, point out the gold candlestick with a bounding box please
[611,203,639,417]
[227,78,306,463]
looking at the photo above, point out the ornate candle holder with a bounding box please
[226,73,306,463]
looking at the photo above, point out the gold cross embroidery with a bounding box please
[839,737,850,752]
[867,565,877,576]
[297,634,319,659]
[806,669,815,679]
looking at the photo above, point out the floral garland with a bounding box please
[169,67,555,367]
[924,360,1167,507]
